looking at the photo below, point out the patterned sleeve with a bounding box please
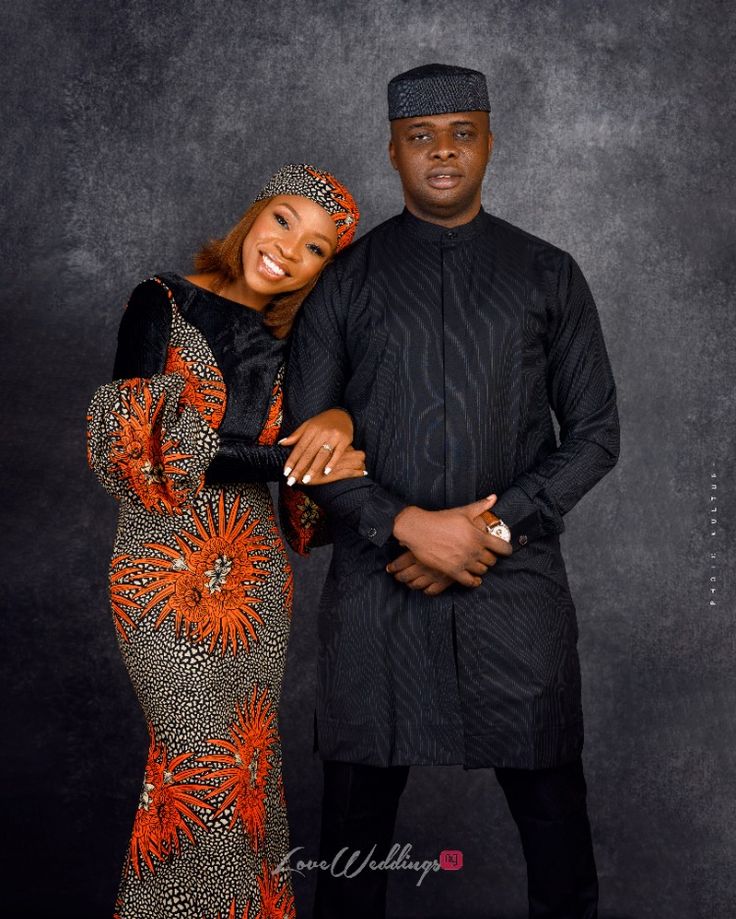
[278,482,332,556]
[261,363,331,556]
[86,278,224,513]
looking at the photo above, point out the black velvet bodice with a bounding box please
[112,272,288,449]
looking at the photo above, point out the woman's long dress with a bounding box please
[86,273,325,919]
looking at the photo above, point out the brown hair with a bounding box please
[192,196,328,339]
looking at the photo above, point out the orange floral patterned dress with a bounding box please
[86,274,326,919]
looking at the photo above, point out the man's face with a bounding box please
[388,110,492,224]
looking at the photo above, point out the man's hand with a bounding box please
[390,496,513,590]
[387,507,512,595]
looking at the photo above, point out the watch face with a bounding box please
[487,522,511,542]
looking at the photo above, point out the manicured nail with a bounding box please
[386,565,393,573]
[283,466,292,476]
[363,470,369,476]
[287,476,296,486]
[302,474,311,484]
[323,466,332,475]
[278,438,287,444]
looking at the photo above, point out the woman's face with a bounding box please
[241,194,338,300]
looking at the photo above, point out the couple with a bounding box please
[87,63,619,919]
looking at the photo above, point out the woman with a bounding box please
[86,164,362,919]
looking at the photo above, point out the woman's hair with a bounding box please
[192,196,326,339]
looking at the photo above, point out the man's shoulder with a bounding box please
[484,212,570,267]
[331,214,401,265]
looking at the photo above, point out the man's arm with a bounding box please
[386,251,619,593]
[489,252,620,550]
[282,261,511,587]
[281,261,409,548]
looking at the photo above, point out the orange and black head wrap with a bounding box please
[254,163,360,251]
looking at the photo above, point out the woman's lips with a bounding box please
[427,173,462,189]
[257,251,288,280]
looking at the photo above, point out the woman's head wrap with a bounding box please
[387,63,490,121]
[254,163,359,251]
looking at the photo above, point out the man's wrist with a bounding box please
[392,504,423,546]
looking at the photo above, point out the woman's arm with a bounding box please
[86,278,217,511]
[204,408,366,485]
[111,278,172,380]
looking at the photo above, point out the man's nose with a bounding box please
[430,132,458,159]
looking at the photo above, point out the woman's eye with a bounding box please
[274,213,288,228]
[308,243,325,257]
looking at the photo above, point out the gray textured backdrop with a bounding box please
[2,1,734,917]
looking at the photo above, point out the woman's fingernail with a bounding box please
[323,466,332,475]
[287,476,296,486]
[386,565,393,573]
[363,470,369,476]
[302,474,311,484]
[284,466,292,476]
[278,438,287,444]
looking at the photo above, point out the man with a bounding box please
[281,63,619,919]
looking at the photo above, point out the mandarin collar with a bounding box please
[398,205,487,243]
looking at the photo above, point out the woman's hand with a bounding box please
[278,408,360,485]
[302,445,367,484]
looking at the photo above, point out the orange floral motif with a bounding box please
[128,726,214,878]
[280,484,325,556]
[257,375,283,446]
[109,561,139,641]
[256,857,295,919]
[199,684,279,853]
[108,380,194,513]
[165,345,227,429]
[282,569,294,620]
[111,491,272,655]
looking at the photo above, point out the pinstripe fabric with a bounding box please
[281,206,620,769]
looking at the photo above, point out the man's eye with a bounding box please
[274,213,288,227]
[410,133,430,141]
[457,131,474,139]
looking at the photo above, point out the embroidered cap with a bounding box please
[387,63,490,121]
[254,163,360,251]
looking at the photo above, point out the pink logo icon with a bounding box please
[439,849,463,871]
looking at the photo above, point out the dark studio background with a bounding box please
[2,1,734,917]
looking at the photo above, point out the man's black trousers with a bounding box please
[312,756,599,919]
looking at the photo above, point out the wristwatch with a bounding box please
[484,512,511,543]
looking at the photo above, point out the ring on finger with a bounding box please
[321,443,333,452]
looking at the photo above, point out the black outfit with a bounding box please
[312,759,597,919]
[281,205,620,771]
[279,206,617,919]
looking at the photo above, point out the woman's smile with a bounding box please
[257,250,290,279]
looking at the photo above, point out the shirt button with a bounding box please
[367,527,377,538]
[445,231,457,239]
[518,534,528,546]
